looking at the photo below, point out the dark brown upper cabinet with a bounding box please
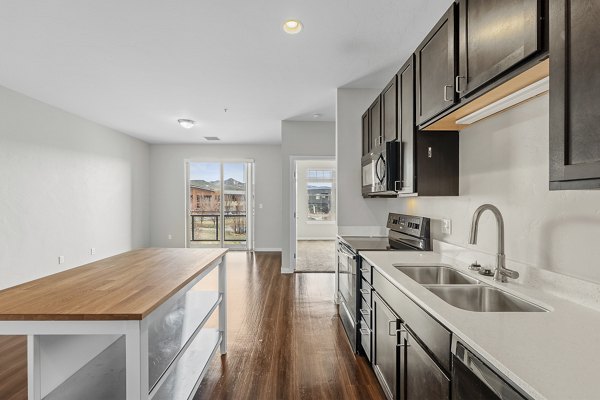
[397,55,460,197]
[416,4,457,126]
[381,76,398,143]
[550,0,600,189]
[397,56,416,194]
[457,0,545,98]
[362,110,370,156]
[369,96,382,149]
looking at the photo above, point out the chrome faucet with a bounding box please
[469,204,519,283]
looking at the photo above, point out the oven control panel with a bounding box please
[386,213,430,238]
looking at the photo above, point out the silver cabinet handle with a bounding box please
[360,308,371,316]
[455,76,466,93]
[360,268,370,274]
[360,328,370,335]
[443,84,453,102]
[360,288,370,295]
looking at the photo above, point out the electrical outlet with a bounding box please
[58,256,65,264]
[168,234,173,240]
[441,218,452,234]
[90,248,96,255]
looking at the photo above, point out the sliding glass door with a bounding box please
[187,161,253,250]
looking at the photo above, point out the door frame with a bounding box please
[185,159,255,250]
[289,155,336,271]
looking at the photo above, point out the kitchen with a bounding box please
[1,0,599,399]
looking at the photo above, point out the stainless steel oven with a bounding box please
[337,241,358,350]
[362,141,401,197]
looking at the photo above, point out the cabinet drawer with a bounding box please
[360,258,373,284]
[373,269,451,372]
[359,317,372,362]
[360,297,372,329]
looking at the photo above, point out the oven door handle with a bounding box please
[338,245,356,260]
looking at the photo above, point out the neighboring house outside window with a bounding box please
[306,169,336,222]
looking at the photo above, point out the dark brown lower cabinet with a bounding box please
[550,0,600,189]
[402,328,451,400]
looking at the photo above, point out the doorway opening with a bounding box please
[293,158,337,272]
[186,160,254,250]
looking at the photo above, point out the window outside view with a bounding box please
[189,162,248,247]
[306,169,336,222]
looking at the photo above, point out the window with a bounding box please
[306,168,336,222]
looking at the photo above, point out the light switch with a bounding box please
[259,203,263,209]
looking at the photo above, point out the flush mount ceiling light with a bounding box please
[177,119,195,129]
[283,19,303,34]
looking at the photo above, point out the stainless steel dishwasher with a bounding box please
[452,340,530,400]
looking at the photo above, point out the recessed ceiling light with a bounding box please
[312,113,322,119]
[177,119,195,129]
[283,19,303,34]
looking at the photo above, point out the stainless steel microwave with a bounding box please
[361,141,401,197]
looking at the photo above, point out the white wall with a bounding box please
[281,121,336,271]
[336,88,390,231]
[0,85,150,290]
[149,144,282,250]
[296,159,337,240]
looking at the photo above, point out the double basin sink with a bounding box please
[395,266,546,313]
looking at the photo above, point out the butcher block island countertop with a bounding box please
[0,247,229,400]
[0,247,227,320]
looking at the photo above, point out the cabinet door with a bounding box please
[402,329,450,400]
[382,76,398,143]
[397,56,416,194]
[369,97,382,150]
[362,110,370,156]
[550,0,600,189]
[373,293,399,400]
[458,0,543,97]
[416,4,456,125]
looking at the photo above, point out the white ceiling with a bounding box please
[0,0,451,144]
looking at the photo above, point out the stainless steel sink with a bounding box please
[394,265,479,284]
[426,285,547,312]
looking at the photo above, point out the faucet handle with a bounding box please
[502,268,519,280]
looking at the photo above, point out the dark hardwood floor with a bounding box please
[194,251,384,400]
[0,251,384,400]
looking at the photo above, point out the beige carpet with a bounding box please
[295,240,336,272]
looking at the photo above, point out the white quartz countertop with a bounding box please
[360,250,600,400]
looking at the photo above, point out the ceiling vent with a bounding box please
[204,136,220,141]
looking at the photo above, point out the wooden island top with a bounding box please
[0,248,227,321]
